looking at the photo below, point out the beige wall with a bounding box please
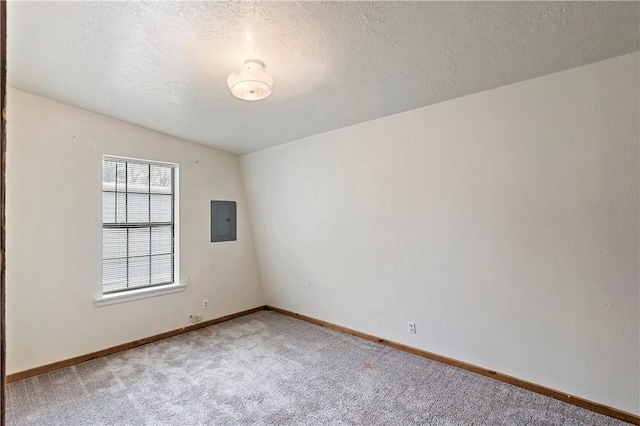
[241,52,640,415]
[6,88,264,373]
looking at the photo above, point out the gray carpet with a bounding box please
[6,311,629,425]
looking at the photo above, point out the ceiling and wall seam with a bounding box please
[7,1,640,155]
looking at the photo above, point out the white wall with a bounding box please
[6,88,264,374]
[241,52,640,415]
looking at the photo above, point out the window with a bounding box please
[102,156,176,295]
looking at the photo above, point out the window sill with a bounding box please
[94,283,186,307]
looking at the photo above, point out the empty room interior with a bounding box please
[3,1,640,425]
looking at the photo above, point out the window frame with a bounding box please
[95,155,183,306]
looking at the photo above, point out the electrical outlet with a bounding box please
[203,299,209,310]
[407,321,417,334]
[189,314,202,324]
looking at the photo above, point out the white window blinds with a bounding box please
[102,157,175,294]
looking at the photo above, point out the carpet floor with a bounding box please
[6,311,629,425]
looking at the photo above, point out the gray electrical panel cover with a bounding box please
[211,201,237,242]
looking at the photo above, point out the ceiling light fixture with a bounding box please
[227,59,273,101]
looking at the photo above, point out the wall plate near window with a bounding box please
[211,201,237,242]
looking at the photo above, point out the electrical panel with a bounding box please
[211,201,237,242]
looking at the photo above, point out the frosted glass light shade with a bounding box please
[227,60,274,101]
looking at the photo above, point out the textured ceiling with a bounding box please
[8,1,640,155]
